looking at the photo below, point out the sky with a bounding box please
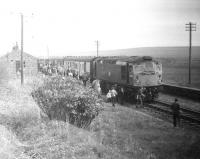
[0,0,199,57]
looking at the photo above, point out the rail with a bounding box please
[162,84,200,101]
[146,99,200,124]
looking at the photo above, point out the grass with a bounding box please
[0,76,112,158]
[91,104,200,159]
[0,61,9,84]
[0,76,200,158]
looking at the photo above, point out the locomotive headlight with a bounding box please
[135,75,140,84]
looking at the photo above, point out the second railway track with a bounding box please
[146,99,200,125]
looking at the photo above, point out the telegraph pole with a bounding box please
[21,13,24,85]
[47,45,50,65]
[95,40,99,57]
[185,22,196,84]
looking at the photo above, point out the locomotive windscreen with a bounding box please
[144,62,154,72]
[134,62,154,73]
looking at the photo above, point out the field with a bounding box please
[0,76,200,158]
[163,66,200,88]
[161,58,200,89]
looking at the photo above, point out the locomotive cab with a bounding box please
[130,57,162,87]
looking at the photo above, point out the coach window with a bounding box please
[94,61,97,76]
[84,62,86,72]
[134,64,145,74]
[156,63,162,72]
[129,65,134,84]
[16,60,20,72]
[145,62,154,72]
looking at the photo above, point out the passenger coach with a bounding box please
[63,56,93,76]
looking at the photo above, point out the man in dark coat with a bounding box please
[171,98,180,127]
[136,87,145,108]
[118,87,125,105]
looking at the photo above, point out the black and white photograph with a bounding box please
[0,0,200,158]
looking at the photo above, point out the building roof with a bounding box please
[0,45,37,60]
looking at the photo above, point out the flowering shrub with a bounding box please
[32,76,103,128]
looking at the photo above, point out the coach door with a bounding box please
[126,63,129,84]
[84,62,86,72]
[93,61,97,78]
[128,64,134,85]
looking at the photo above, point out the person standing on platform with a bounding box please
[171,98,181,127]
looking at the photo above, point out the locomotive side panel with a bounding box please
[96,63,127,85]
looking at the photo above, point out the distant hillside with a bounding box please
[45,46,200,67]
[95,46,200,59]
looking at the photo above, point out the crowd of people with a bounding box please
[40,64,81,79]
[105,86,159,108]
[40,64,92,89]
[105,85,125,107]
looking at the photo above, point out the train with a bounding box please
[38,56,163,101]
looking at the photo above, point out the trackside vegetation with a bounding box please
[31,76,103,128]
[1,76,200,158]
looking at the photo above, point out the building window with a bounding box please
[16,61,20,72]
[16,61,25,73]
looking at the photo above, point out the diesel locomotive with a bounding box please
[62,56,162,101]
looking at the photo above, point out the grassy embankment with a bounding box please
[0,76,200,159]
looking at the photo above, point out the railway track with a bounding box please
[162,84,200,101]
[146,99,200,125]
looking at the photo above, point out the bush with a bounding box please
[32,76,103,128]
